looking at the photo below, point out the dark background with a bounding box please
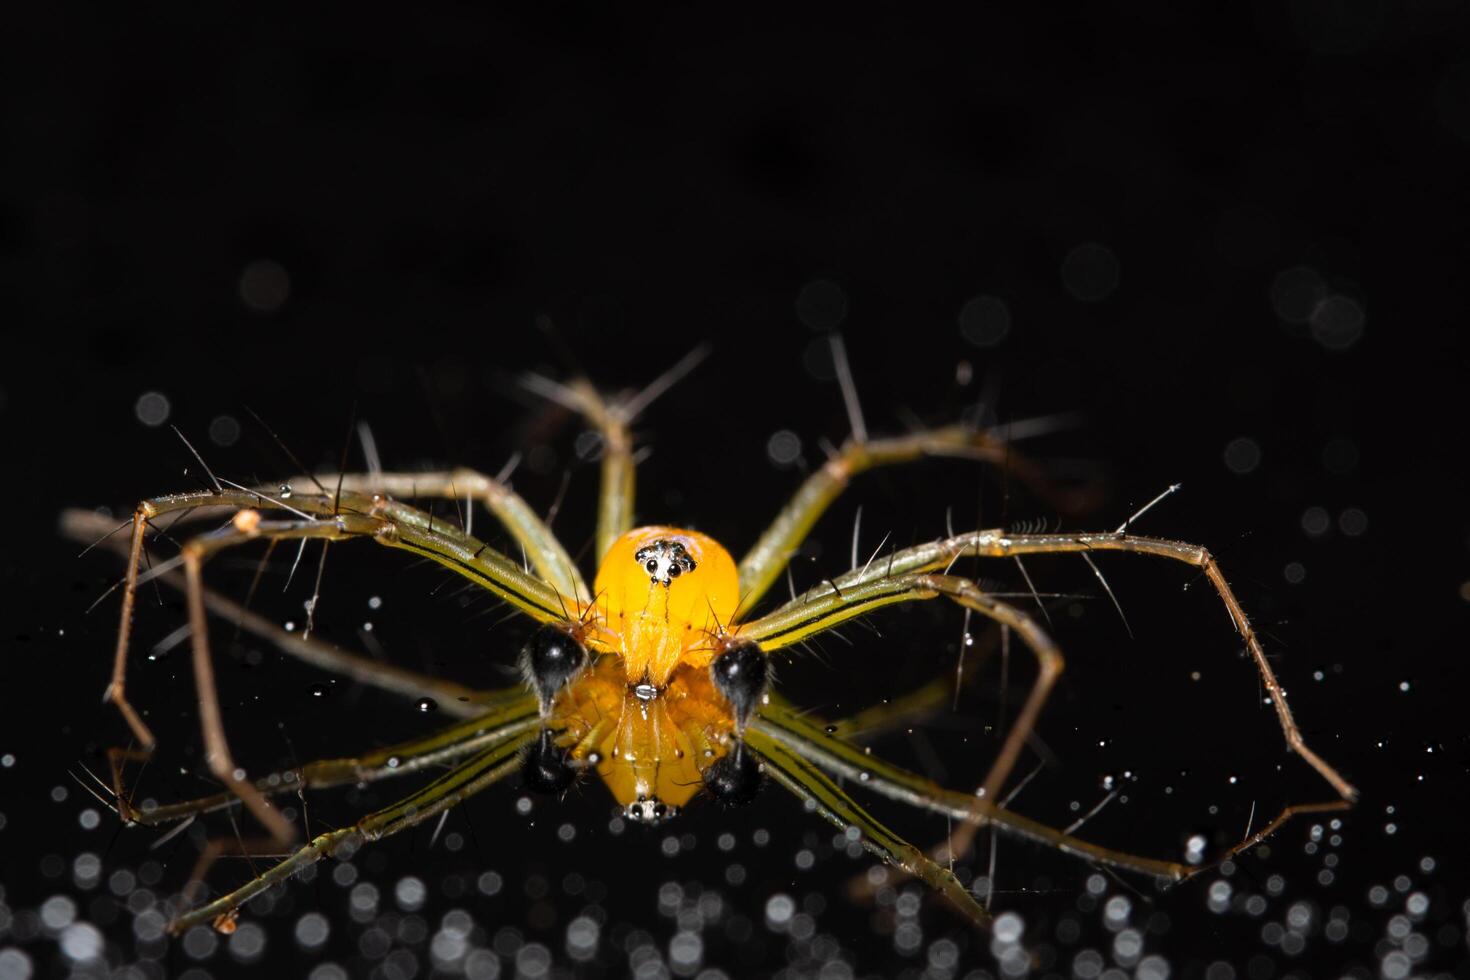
[2,4,1467,979]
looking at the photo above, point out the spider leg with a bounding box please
[182,515,381,843]
[324,469,588,602]
[736,425,1092,613]
[84,490,287,752]
[517,369,633,563]
[105,514,155,748]
[62,507,514,715]
[753,703,1185,879]
[65,491,576,843]
[741,528,1356,803]
[743,571,1057,804]
[144,693,537,911]
[938,529,1357,802]
[743,727,990,926]
[65,491,570,766]
[742,564,1345,878]
[522,357,706,564]
[166,729,536,935]
[570,379,637,565]
[129,690,538,827]
[756,698,1350,895]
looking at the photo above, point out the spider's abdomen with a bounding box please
[592,526,740,686]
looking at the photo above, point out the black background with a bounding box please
[2,4,1468,979]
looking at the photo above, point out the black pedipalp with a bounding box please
[521,623,588,713]
[709,638,770,731]
[703,741,763,806]
[522,728,578,795]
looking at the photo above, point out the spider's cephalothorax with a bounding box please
[532,526,758,821]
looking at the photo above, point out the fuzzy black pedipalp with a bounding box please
[521,623,588,714]
[709,638,769,732]
[521,728,578,795]
[703,741,763,806]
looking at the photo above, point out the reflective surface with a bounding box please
[2,7,1467,978]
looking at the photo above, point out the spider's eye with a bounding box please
[709,639,769,731]
[703,742,763,807]
[522,728,577,795]
[521,624,588,713]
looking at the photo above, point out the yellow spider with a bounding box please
[61,347,1355,935]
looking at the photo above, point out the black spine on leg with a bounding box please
[703,741,763,806]
[709,638,770,731]
[522,728,577,795]
[521,623,588,713]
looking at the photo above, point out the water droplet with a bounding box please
[309,683,329,698]
[824,725,838,735]
[278,484,293,499]
[416,697,438,713]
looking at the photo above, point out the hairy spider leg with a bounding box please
[134,692,537,927]
[62,508,501,717]
[129,692,538,828]
[738,529,1357,805]
[744,727,991,925]
[166,729,537,935]
[85,488,579,841]
[759,692,1349,909]
[96,485,574,744]
[753,701,1180,877]
[735,424,1099,613]
[740,571,1056,812]
[323,469,587,602]
[182,514,387,842]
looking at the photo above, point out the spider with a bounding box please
[62,346,1356,935]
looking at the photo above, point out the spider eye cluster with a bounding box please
[634,538,697,587]
[625,797,678,823]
